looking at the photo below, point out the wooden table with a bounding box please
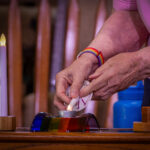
[0,129,150,150]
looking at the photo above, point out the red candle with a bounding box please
[0,34,8,116]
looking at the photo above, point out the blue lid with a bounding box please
[118,81,144,101]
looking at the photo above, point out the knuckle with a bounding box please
[56,72,61,80]
[56,70,66,79]
[94,90,108,100]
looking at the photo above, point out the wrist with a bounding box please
[78,53,99,69]
[74,53,99,75]
[77,47,104,66]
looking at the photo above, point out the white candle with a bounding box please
[0,34,8,116]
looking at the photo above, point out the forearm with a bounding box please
[89,10,149,61]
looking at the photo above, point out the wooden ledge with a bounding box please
[0,131,150,143]
[142,107,150,122]
[0,116,16,131]
[134,122,150,132]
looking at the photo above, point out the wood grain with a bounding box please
[0,116,16,131]
[8,0,22,127]
[0,143,150,150]
[142,107,150,122]
[94,0,108,36]
[0,131,150,150]
[134,122,150,132]
[35,0,51,114]
[133,106,150,132]
[0,131,150,142]
[64,0,79,67]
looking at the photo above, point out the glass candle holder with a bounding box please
[59,110,78,118]
[31,112,100,132]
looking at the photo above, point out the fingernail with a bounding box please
[79,89,84,97]
[89,75,94,79]
[70,91,78,98]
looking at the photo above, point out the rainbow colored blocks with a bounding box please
[31,112,100,132]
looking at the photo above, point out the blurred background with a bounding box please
[0,0,115,128]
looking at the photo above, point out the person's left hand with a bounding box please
[80,52,143,100]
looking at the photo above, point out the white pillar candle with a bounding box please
[0,34,8,116]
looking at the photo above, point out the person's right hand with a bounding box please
[54,53,99,110]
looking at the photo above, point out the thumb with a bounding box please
[70,77,84,98]
[80,82,94,97]
[89,68,103,79]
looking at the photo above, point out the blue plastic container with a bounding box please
[113,81,144,128]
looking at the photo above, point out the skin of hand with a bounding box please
[88,10,148,60]
[54,10,149,110]
[54,53,99,110]
[80,48,150,100]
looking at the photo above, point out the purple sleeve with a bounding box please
[113,0,137,10]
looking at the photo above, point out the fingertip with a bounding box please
[89,73,99,79]
[56,92,71,104]
[70,82,83,98]
[70,89,79,98]
[80,87,89,97]
[89,74,95,79]
[63,96,71,104]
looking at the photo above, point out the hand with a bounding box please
[80,52,143,100]
[54,53,99,110]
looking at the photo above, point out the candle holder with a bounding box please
[31,112,100,132]
[58,110,78,118]
[0,34,16,131]
[0,116,16,131]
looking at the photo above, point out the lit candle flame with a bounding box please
[0,34,6,46]
[67,104,73,111]
[67,98,79,111]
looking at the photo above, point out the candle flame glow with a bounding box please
[0,34,6,46]
[67,105,73,111]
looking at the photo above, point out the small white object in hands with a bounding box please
[66,80,93,111]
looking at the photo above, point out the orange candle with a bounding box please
[0,34,8,116]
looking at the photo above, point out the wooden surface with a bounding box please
[0,130,150,150]
[0,116,16,131]
[64,0,79,67]
[134,122,150,132]
[142,106,150,122]
[8,0,22,127]
[134,106,150,132]
[35,0,51,114]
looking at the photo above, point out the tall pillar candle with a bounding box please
[0,34,8,116]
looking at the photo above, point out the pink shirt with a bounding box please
[113,0,150,44]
